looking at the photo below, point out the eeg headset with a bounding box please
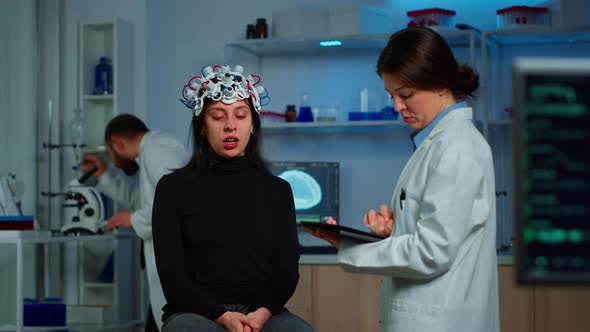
[180,64,270,116]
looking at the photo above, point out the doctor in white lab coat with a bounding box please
[305,27,500,332]
[83,114,187,331]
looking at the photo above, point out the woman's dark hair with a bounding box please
[376,26,479,100]
[182,97,270,175]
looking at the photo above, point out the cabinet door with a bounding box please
[312,265,380,332]
[498,265,535,332]
[534,286,590,332]
[285,265,313,324]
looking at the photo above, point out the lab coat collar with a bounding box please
[136,131,157,164]
[428,106,473,139]
[412,107,473,153]
[412,101,468,150]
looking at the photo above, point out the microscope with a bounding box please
[60,166,107,235]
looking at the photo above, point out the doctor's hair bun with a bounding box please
[453,65,480,99]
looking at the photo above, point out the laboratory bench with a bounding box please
[3,231,587,332]
[292,254,590,332]
[299,253,515,265]
[0,230,141,332]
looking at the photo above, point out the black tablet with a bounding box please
[300,221,386,243]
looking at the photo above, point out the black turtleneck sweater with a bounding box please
[152,157,300,321]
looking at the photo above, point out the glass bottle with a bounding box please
[246,24,255,39]
[256,18,268,39]
[69,108,87,171]
[94,56,113,95]
[69,108,86,147]
[285,105,297,122]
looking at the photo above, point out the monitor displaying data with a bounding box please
[269,161,339,224]
[512,57,590,284]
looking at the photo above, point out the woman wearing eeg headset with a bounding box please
[305,27,500,331]
[152,65,314,332]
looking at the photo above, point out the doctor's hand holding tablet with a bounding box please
[362,204,394,237]
[303,204,394,248]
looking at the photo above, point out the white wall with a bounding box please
[0,0,37,216]
[145,0,178,137]
[0,0,38,324]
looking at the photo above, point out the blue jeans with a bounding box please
[162,305,314,332]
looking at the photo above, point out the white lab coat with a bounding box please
[338,107,500,332]
[96,131,186,330]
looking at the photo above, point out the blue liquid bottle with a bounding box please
[94,56,112,95]
[297,93,313,122]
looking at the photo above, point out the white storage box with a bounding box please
[407,8,456,28]
[496,6,550,28]
[329,6,390,36]
[272,8,330,39]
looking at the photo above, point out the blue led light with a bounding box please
[319,40,342,47]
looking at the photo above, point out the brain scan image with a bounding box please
[278,169,322,210]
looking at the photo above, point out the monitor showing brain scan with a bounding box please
[269,161,339,224]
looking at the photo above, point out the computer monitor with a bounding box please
[268,161,339,224]
[512,57,590,284]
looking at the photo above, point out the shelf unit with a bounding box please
[223,30,477,250]
[480,26,590,137]
[226,26,590,254]
[72,19,135,316]
[261,120,410,135]
[0,231,137,332]
[483,26,590,47]
[0,321,143,332]
[225,28,477,72]
[224,29,477,126]
[78,20,132,152]
[480,26,590,253]
[226,28,476,55]
[78,240,115,306]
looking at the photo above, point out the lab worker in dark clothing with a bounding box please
[152,64,314,332]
